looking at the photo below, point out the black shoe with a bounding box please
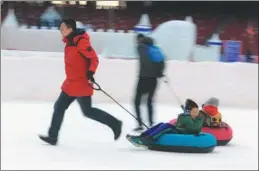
[133,126,144,132]
[126,134,131,139]
[38,135,57,145]
[126,134,143,147]
[112,120,122,140]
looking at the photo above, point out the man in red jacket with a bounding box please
[39,19,122,145]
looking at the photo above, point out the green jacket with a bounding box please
[176,114,204,134]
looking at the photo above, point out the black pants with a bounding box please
[48,91,120,138]
[134,78,157,127]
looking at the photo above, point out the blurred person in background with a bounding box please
[133,34,165,131]
[245,23,256,63]
[39,19,122,145]
[245,48,254,63]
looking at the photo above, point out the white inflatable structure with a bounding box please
[1,10,222,61]
[151,17,197,61]
[134,14,152,35]
[76,21,85,29]
[1,9,19,28]
[40,6,61,22]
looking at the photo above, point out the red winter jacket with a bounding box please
[61,31,99,97]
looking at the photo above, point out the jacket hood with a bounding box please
[72,29,86,37]
[63,29,88,44]
[202,105,218,116]
[141,36,154,45]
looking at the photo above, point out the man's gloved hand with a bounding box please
[87,71,95,83]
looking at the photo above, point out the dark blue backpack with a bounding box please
[147,45,165,62]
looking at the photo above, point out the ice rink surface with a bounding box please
[1,101,258,170]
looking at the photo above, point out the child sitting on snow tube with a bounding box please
[200,97,228,128]
[199,97,232,145]
[200,97,221,127]
[126,99,204,147]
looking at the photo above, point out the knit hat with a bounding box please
[184,99,199,111]
[203,97,219,107]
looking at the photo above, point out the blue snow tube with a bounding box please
[147,133,217,153]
